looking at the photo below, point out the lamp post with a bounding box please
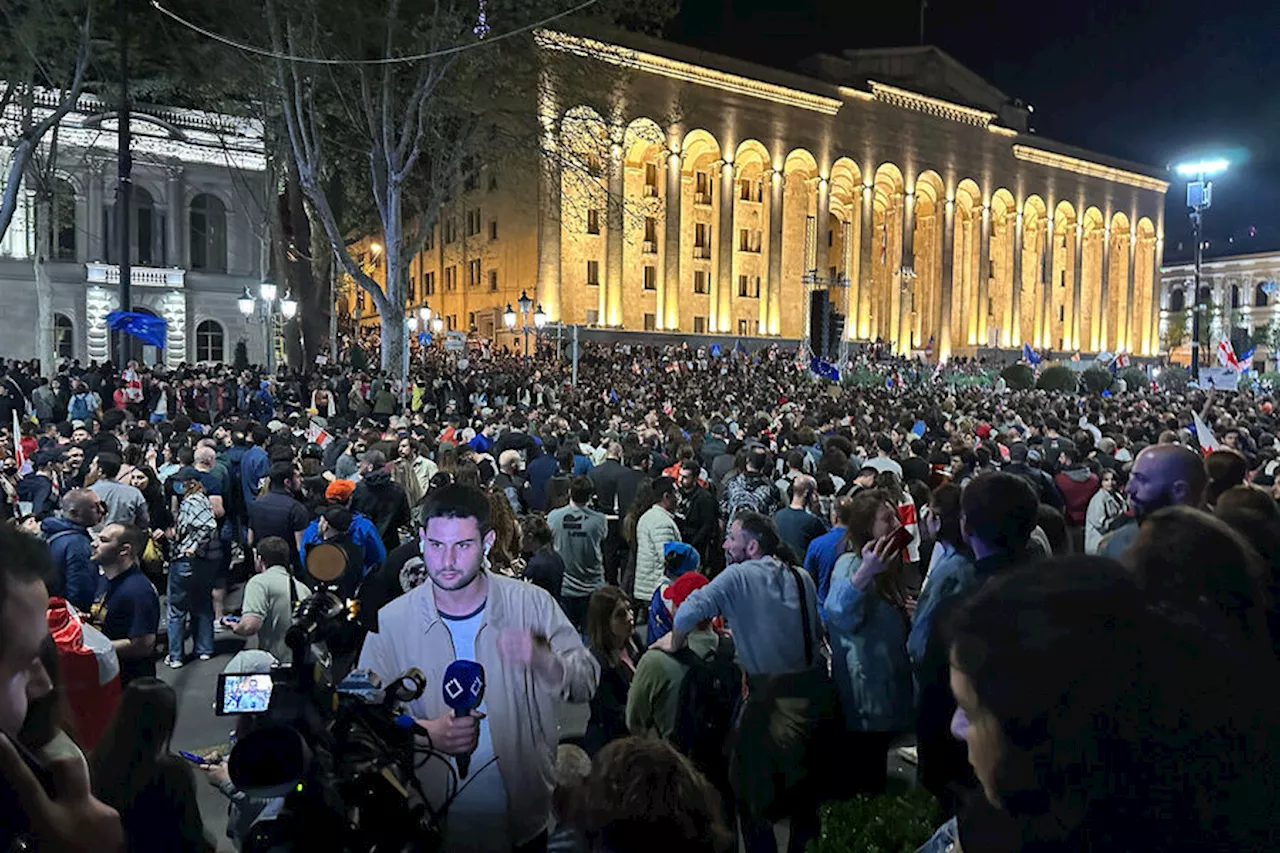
[1174,158,1228,380]
[238,281,293,373]
[503,290,545,360]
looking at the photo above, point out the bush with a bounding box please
[1000,363,1035,390]
[1117,367,1148,391]
[815,787,943,853]
[1036,364,1077,392]
[233,340,250,372]
[1157,366,1190,392]
[1079,367,1115,395]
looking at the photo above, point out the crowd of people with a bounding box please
[1,338,1279,853]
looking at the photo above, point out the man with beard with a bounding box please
[1100,444,1206,559]
[358,485,597,853]
[676,460,719,568]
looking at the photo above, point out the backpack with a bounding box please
[69,394,91,421]
[669,635,741,782]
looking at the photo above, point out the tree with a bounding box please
[261,0,676,379]
[1161,313,1187,352]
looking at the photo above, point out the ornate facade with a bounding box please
[349,31,1171,361]
[0,90,268,367]
[1159,250,1280,361]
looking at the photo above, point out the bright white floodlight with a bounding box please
[1174,159,1229,178]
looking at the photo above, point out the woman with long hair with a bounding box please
[90,678,213,853]
[580,585,642,756]
[485,487,525,578]
[823,489,914,794]
[1084,468,1125,554]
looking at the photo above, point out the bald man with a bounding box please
[773,473,829,559]
[493,448,531,514]
[1100,444,1207,559]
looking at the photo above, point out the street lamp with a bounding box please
[1173,157,1229,380]
[503,304,517,330]
[533,303,547,330]
[259,281,278,303]
[280,290,298,320]
[237,287,255,317]
[419,304,433,325]
[431,316,444,334]
[505,291,541,359]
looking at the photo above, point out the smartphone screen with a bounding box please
[215,672,275,716]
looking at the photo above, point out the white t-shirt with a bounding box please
[440,604,509,851]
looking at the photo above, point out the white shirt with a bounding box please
[440,604,509,852]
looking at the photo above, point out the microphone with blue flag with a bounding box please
[442,659,485,777]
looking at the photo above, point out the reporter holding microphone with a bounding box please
[358,485,599,853]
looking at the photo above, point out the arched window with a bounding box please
[105,187,158,265]
[195,319,224,363]
[53,313,73,359]
[1169,289,1185,312]
[189,194,227,272]
[45,179,76,261]
[1256,282,1270,308]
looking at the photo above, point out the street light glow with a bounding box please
[533,303,547,329]
[259,281,278,302]
[419,305,432,323]
[370,242,382,255]
[1174,158,1229,177]
[431,317,444,333]
[280,291,298,319]
[518,289,532,315]
[503,304,517,329]
[237,287,255,316]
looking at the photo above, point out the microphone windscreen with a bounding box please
[442,659,485,714]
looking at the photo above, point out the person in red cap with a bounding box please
[295,479,386,577]
[627,571,727,742]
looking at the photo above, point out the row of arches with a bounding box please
[42,179,229,272]
[52,313,225,363]
[551,107,1161,357]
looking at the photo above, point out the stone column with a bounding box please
[841,219,854,335]
[536,138,562,322]
[663,151,682,330]
[1041,219,1055,350]
[1148,238,1161,355]
[1099,228,1112,352]
[86,160,104,262]
[897,192,915,352]
[939,198,955,361]
[766,169,784,335]
[1009,212,1023,348]
[166,167,183,268]
[1072,225,1084,351]
[716,160,735,332]
[977,203,991,350]
[856,185,872,339]
[1124,230,1137,352]
[815,177,830,276]
[606,143,624,327]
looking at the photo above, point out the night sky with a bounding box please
[669,0,1280,263]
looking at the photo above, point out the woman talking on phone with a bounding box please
[823,489,914,794]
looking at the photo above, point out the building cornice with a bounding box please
[867,80,995,127]
[1012,145,1168,193]
[535,30,844,115]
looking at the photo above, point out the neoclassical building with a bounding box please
[355,30,1169,361]
[0,90,268,368]
[1160,250,1280,365]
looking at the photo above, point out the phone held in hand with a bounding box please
[887,525,912,556]
[179,750,211,766]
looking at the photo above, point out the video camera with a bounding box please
[225,542,448,853]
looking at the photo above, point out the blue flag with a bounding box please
[1021,343,1040,365]
[809,357,839,382]
[106,311,167,349]
[1239,345,1257,364]
[710,344,722,358]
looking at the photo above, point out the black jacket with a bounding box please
[351,470,410,553]
[588,458,628,515]
[678,485,719,560]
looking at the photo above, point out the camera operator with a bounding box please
[0,523,125,853]
[358,484,599,853]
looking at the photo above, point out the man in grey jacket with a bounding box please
[88,453,149,531]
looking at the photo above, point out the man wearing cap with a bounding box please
[17,449,62,518]
[626,571,719,740]
[297,479,386,576]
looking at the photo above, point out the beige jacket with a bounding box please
[358,572,599,845]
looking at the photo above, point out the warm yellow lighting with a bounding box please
[370,242,382,254]
[1012,146,1169,193]
[837,86,875,102]
[988,125,1018,137]
[536,31,843,115]
[869,81,996,127]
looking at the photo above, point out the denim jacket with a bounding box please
[908,544,976,668]
[915,817,960,853]
[823,552,914,732]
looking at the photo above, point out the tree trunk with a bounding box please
[33,196,55,374]
[307,200,332,361]
[380,181,405,381]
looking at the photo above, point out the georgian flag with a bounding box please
[1218,340,1243,372]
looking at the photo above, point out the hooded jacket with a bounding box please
[351,470,411,553]
[1054,465,1100,525]
[41,516,98,610]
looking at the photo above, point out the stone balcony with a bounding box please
[85,262,186,288]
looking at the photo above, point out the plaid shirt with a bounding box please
[175,492,217,558]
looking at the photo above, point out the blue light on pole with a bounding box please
[1172,156,1230,381]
